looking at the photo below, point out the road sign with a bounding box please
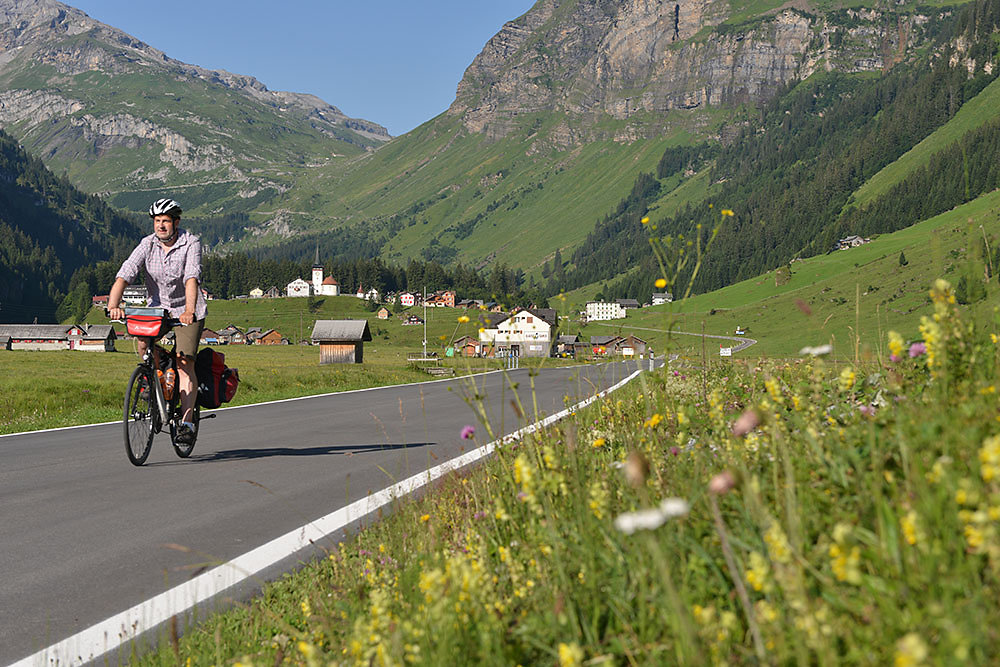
[720,347,732,357]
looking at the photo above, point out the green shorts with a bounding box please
[174,319,205,359]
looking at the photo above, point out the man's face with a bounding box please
[153,214,178,242]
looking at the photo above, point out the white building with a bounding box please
[586,301,626,321]
[286,278,312,297]
[399,292,417,307]
[651,292,674,306]
[312,264,341,296]
[355,284,380,302]
[483,309,556,358]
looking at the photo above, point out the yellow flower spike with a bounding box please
[457,315,470,323]
[655,278,667,289]
[558,642,585,667]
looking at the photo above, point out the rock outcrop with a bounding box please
[449,0,926,143]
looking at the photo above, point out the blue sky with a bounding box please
[68,1,536,137]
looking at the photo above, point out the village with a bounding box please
[0,261,662,363]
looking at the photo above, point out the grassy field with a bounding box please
[561,188,1000,360]
[2,300,527,435]
[134,275,1000,665]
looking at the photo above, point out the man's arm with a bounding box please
[107,277,129,320]
[181,277,198,325]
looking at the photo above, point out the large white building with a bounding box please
[586,301,626,321]
[286,278,311,297]
[312,264,340,296]
[480,309,557,358]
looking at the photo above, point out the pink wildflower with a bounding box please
[460,425,475,439]
[909,342,926,358]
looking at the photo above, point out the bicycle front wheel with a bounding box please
[124,366,155,466]
[170,405,199,458]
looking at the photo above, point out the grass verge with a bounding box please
[134,277,1000,665]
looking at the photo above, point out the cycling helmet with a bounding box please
[149,198,182,219]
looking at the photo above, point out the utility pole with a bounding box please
[422,285,427,358]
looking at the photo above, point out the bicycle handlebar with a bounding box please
[104,308,186,327]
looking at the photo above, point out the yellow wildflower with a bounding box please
[420,514,431,523]
[655,278,667,288]
[901,511,922,546]
[979,435,1000,482]
[558,642,584,667]
[829,543,862,584]
[888,330,904,359]
[592,437,606,448]
[721,209,734,216]
[838,367,856,391]
[457,315,470,323]
[745,551,772,592]
[895,633,929,667]
[764,521,792,564]
[643,413,664,429]
[641,217,650,225]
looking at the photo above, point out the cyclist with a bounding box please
[107,199,206,445]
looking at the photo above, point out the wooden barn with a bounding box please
[311,320,372,364]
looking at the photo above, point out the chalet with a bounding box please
[399,292,418,307]
[92,295,109,308]
[200,328,221,345]
[376,307,391,320]
[245,327,263,343]
[555,334,583,357]
[651,292,674,306]
[617,334,647,357]
[311,320,372,364]
[402,314,425,326]
[256,329,284,345]
[217,325,247,345]
[0,324,115,351]
[590,335,622,356]
[286,278,311,297]
[425,290,456,308]
[263,286,281,299]
[452,335,479,357]
[486,309,556,358]
[837,235,870,250]
[489,303,505,313]
[249,288,264,298]
[616,298,641,310]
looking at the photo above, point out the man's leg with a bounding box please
[173,320,205,424]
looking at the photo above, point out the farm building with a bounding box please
[311,320,372,364]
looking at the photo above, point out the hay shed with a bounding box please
[311,319,372,364]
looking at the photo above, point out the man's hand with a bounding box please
[108,306,124,321]
[179,310,195,326]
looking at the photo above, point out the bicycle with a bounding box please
[109,307,211,465]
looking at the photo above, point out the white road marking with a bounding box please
[12,369,642,666]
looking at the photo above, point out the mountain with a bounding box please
[253,0,968,272]
[0,127,142,323]
[0,0,389,215]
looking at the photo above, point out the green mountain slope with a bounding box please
[0,128,143,323]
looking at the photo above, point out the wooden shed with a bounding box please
[311,320,372,364]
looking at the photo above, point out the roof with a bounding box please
[311,319,373,342]
[616,299,641,308]
[590,335,622,346]
[80,324,115,340]
[556,334,579,344]
[528,308,558,326]
[0,324,73,338]
[322,276,339,285]
[479,312,510,329]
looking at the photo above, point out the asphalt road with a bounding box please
[1,360,643,665]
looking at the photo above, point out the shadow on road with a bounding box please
[147,441,436,465]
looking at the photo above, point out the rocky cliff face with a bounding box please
[0,0,390,209]
[449,0,926,143]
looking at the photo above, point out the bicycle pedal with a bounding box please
[201,413,217,419]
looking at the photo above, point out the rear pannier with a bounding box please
[195,348,239,409]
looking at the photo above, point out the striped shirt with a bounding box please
[116,229,207,320]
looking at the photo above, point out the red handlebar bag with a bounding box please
[126,315,168,337]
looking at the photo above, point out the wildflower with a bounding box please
[732,409,760,437]
[909,341,927,358]
[420,514,431,523]
[721,209,735,216]
[895,632,929,666]
[708,470,737,495]
[460,425,475,440]
[887,330,905,361]
[655,278,667,288]
[457,315,470,323]
[641,216,650,225]
[901,510,922,546]
[558,642,584,667]
[839,367,856,391]
[858,405,876,417]
[643,413,664,429]
[979,435,1000,482]
[764,521,792,563]
[613,498,689,535]
[799,344,833,356]
[745,551,772,592]
[592,437,606,448]
[829,543,862,584]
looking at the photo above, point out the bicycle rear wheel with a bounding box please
[124,366,155,466]
[170,405,199,458]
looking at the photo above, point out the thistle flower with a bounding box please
[460,425,475,440]
[909,341,927,358]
